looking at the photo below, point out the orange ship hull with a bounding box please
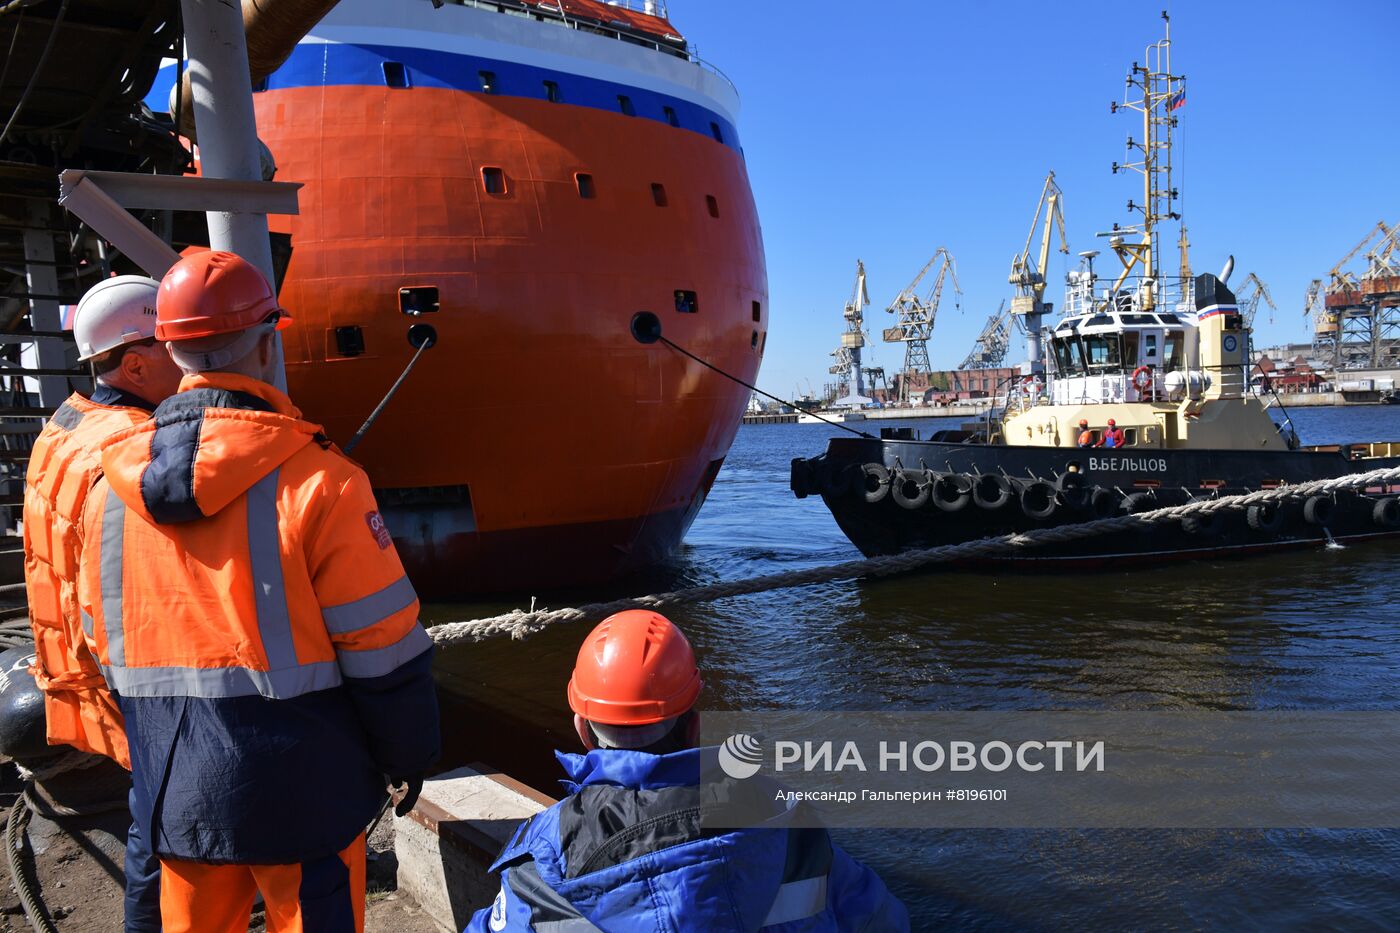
[251,9,766,597]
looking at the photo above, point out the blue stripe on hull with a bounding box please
[146,43,740,152]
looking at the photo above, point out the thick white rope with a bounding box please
[427,465,1400,648]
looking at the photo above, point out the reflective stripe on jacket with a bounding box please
[465,748,909,933]
[23,391,150,766]
[78,373,440,864]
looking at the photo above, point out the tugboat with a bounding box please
[790,15,1400,567]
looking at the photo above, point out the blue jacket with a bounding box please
[466,747,908,932]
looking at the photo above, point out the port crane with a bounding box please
[1319,220,1397,371]
[1235,273,1276,329]
[829,260,874,406]
[1008,171,1068,377]
[882,248,960,403]
[959,300,1012,370]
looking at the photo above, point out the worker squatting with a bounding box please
[774,739,1106,772]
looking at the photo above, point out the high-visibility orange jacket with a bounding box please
[78,372,440,864]
[23,388,154,767]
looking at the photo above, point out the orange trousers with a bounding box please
[157,833,365,933]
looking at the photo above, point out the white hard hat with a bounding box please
[73,275,161,362]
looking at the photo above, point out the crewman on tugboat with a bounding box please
[78,251,441,933]
[467,610,909,932]
[1077,418,1095,448]
[1103,418,1125,448]
[23,275,185,932]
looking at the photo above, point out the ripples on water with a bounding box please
[428,405,1400,930]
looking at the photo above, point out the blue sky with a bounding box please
[671,1,1399,398]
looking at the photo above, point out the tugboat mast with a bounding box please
[1106,10,1185,311]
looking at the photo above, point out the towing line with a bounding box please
[427,465,1400,648]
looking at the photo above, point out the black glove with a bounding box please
[389,775,423,817]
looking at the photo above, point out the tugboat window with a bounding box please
[752,300,761,322]
[675,290,698,313]
[1121,331,1139,366]
[382,62,410,88]
[663,105,680,127]
[481,167,506,195]
[1164,332,1186,371]
[575,173,595,198]
[398,286,440,315]
[617,95,635,116]
[1145,333,1158,361]
[479,71,497,94]
[543,80,560,102]
[1083,335,1121,369]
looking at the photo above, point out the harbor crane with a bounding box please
[1320,220,1398,371]
[1008,170,1068,375]
[829,259,874,406]
[881,248,960,403]
[1235,273,1276,329]
[959,300,1012,370]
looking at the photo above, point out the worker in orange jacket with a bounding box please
[77,251,440,933]
[24,274,184,931]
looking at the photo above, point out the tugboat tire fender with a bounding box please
[1373,497,1400,528]
[860,463,892,504]
[1302,495,1334,526]
[1020,480,1059,520]
[1088,487,1118,518]
[1181,496,1219,535]
[972,473,1014,510]
[1246,502,1284,533]
[892,469,931,510]
[1056,471,1085,491]
[1121,491,1157,515]
[931,473,973,513]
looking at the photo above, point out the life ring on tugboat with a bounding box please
[1020,374,1042,397]
[1132,365,1154,400]
[891,469,931,510]
[860,463,892,504]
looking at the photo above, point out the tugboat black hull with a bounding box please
[791,437,1400,568]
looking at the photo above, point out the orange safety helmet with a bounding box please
[1107,418,1117,426]
[567,610,703,726]
[155,250,292,341]
[1078,419,1089,427]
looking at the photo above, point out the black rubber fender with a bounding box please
[819,462,854,498]
[1056,471,1085,491]
[790,458,815,499]
[1020,479,1059,520]
[0,648,50,764]
[1246,502,1285,533]
[1373,497,1400,528]
[1120,491,1158,515]
[860,463,891,504]
[1302,495,1334,526]
[971,473,1014,510]
[1088,487,1118,518]
[931,473,972,513]
[891,469,931,510]
[1181,496,1219,535]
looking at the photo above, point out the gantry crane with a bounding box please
[1323,221,1396,371]
[1361,224,1400,368]
[829,260,873,406]
[881,248,960,403]
[1008,171,1068,375]
[1234,273,1276,329]
[959,300,1012,370]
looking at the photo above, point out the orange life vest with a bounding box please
[1078,429,1094,447]
[23,392,149,767]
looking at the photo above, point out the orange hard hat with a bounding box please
[1078,419,1088,427]
[155,250,292,341]
[1107,418,1117,426]
[567,610,703,726]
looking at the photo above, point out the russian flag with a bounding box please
[1168,90,1186,111]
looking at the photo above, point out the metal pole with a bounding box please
[21,205,68,408]
[177,0,286,390]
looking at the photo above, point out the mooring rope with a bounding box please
[427,465,1400,648]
